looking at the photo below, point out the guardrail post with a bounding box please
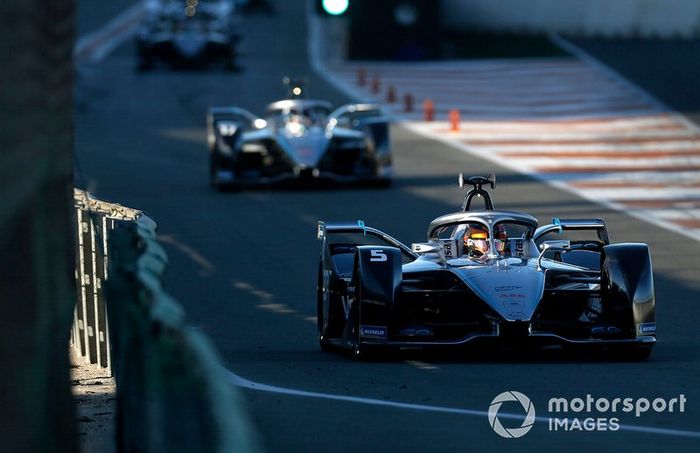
[79,208,98,364]
[91,212,110,369]
[73,207,88,357]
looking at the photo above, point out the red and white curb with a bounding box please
[309,13,700,243]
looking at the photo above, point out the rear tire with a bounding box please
[375,178,392,189]
[224,54,240,72]
[136,43,153,71]
[137,57,153,72]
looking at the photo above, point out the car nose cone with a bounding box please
[174,37,206,58]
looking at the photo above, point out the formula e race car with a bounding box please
[207,81,392,189]
[136,0,240,70]
[316,174,656,360]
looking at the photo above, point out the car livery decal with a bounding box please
[494,286,523,292]
[638,322,656,335]
[360,325,388,339]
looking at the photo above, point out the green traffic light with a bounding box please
[322,0,349,15]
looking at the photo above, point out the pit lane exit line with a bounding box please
[227,369,700,439]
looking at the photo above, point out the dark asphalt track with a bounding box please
[75,2,700,451]
[76,0,138,36]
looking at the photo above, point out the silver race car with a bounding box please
[136,0,240,70]
[316,174,656,360]
[207,81,392,189]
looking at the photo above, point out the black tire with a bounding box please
[317,262,332,352]
[224,55,240,72]
[222,39,241,71]
[136,58,153,72]
[376,177,392,189]
[348,264,369,360]
[209,152,237,191]
[209,159,222,190]
[350,304,364,359]
[136,45,153,72]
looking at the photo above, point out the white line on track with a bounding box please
[74,2,146,63]
[228,369,700,439]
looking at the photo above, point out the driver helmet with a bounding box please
[464,224,490,257]
[494,224,508,255]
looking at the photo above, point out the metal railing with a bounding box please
[71,189,143,372]
[70,189,260,451]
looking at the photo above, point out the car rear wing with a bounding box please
[328,104,390,128]
[317,221,415,257]
[533,218,610,244]
[207,107,259,127]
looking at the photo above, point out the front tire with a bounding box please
[136,41,153,71]
[317,262,333,352]
[347,264,370,360]
[209,159,223,190]
[209,152,238,191]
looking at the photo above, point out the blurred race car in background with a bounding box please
[136,0,241,70]
[207,80,393,189]
[316,174,656,360]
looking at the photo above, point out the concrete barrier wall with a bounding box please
[442,0,700,37]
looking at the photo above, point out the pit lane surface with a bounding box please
[75,2,700,451]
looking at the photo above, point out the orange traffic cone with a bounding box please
[386,86,396,103]
[449,109,460,132]
[404,93,414,112]
[423,99,435,122]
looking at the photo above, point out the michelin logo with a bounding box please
[360,325,387,339]
[638,322,656,335]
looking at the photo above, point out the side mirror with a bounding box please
[539,239,571,252]
[538,240,571,270]
[412,243,439,254]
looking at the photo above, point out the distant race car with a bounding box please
[207,81,392,189]
[316,174,656,360]
[136,0,240,70]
